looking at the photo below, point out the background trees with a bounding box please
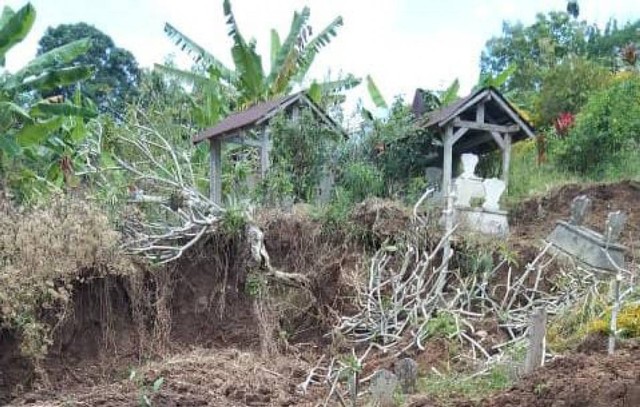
[37,23,141,113]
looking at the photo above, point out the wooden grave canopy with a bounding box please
[416,86,535,198]
[193,91,345,205]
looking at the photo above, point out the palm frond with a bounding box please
[163,22,235,83]
[268,7,310,81]
[223,0,264,101]
[270,29,281,71]
[294,16,343,82]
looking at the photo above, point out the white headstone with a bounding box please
[460,153,480,179]
[482,178,506,211]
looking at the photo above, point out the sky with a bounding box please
[5,0,640,114]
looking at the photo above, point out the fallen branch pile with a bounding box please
[299,204,635,405]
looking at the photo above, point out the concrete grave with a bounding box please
[452,154,509,237]
[394,358,418,394]
[547,196,628,271]
[369,369,398,407]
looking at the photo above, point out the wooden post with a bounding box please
[441,125,454,206]
[209,138,222,205]
[524,308,547,374]
[441,125,454,271]
[502,133,512,190]
[608,274,622,355]
[260,128,271,179]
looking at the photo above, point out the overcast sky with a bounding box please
[5,0,640,112]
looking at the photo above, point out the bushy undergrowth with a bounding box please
[553,74,640,177]
[0,196,134,360]
[588,303,640,339]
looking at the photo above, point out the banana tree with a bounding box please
[158,0,357,114]
[0,3,96,198]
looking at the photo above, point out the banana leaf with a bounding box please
[0,4,36,64]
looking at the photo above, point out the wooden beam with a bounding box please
[442,125,454,204]
[476,102,485,123]
[209,138,222,205]
[453,118,520,133]
[490,90,536,138]
[438,89,491,127]
[226,134,263,148]
[452,133,493,154]
[490,131,505,150]
[259,128,271,178]
[502,133,512,188]
[451,127,469,145]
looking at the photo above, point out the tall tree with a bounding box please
[37,23,141,113]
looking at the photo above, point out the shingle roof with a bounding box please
[419,87,535,138]
[192,93,302,144]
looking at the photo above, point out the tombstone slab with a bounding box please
[369,369,398,407]
[547,220,627,271]
[394,358,418,394]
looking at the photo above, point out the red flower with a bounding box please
[554,112,575,137]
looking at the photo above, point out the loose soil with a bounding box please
[409,340,640,407]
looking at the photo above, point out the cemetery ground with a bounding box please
[1,180,639,406]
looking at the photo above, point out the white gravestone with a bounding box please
[454,154,484,207]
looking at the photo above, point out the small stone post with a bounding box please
[524,308,547,374]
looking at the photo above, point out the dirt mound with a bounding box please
[511,181,640,253]
[10,347,320,406]
[478,344,640,407]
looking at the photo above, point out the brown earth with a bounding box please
[510,180,640,256]
[409,340,640,407]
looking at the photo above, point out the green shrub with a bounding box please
[338,162,384,202]
[554,75,640,176]
[535,56,611,127]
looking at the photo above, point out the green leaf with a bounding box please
[16,117,65,146]
[30,101,98,119]
[0,135,21,156]
[366,75,388,109]
[294,16,343,82]
[307,81,322,104]
[223,0,265,101]
[164,23,235,83]
[154,63,214,88]
[0,101,32,123]
[269,7,310,81]
[14,38,92,81]
[270,29,281,71]
[321,74,361,94]
[12,65,93,93]
[0,4,35,64]
[439,79,460,107]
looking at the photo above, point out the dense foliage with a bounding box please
[37,23,141,113]
[553,74,640,176]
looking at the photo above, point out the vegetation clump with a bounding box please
[0,196,134,360]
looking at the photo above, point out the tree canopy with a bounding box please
[37,22,141,113]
